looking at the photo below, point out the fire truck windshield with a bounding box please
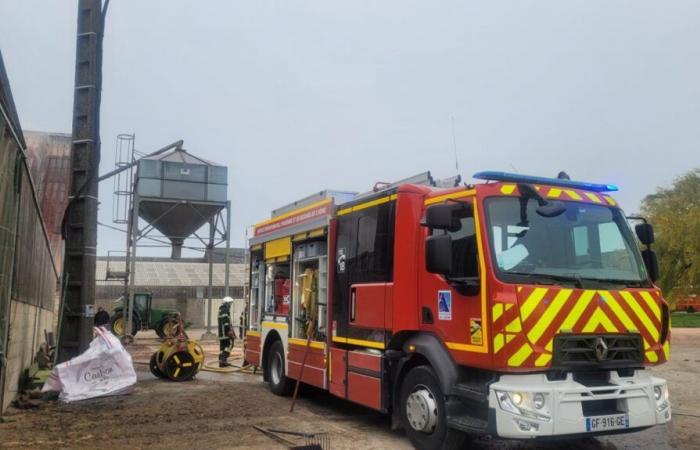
[484,197,650,287]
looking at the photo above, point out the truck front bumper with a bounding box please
[488,370,671,439]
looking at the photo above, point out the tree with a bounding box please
[640,168,700,299]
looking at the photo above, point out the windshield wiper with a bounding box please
[506,272,584,288]
[580,277,649,288]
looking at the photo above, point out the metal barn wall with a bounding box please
[0,109,20,413]
[0,51,60,413]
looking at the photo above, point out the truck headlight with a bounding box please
[496,391,522,415]
[511,392,523,406]
[654,384,669,412]
[495,391,550,421]
[533,393,545,410]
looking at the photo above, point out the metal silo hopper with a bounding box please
[136,148,228,258]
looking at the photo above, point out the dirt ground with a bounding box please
[1,329,699,450]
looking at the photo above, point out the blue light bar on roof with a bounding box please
[472,171,619,193]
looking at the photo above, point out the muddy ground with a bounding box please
[1,329,698,450]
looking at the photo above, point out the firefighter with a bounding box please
[218,296,236,367]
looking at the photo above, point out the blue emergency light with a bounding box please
[473,171,619,193]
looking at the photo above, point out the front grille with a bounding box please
[552,334,643,369]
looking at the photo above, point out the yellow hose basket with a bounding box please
[151,340,204,381]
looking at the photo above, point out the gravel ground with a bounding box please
[0,329,697,449]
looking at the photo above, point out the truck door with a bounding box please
[332,195,395,347]
[420,197,490,362]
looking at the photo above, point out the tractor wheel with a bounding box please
[162,351,198,382]
[688,306,696,314]
[267,340,293,396]
[399,366,466,450]
[149,353,166,379]
[110,313,140,337]
[155,315,179,339]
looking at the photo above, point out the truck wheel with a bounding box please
[110,313,140,337]
[399,366,465,450]
[267,340,293,396]
[688,306,695,314]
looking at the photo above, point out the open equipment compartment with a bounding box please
[291,239,328,340]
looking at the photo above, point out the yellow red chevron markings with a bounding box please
[491,287,667,368]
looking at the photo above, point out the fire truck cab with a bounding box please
[244,172,671,449]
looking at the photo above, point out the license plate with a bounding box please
[585,414,629,432]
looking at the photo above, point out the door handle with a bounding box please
[350,288,356,322]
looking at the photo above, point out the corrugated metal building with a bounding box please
[95,252,246,327]
[0,50,61,412]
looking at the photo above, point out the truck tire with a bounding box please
[399,365,466,450]
[110,313,140,337]
[267,340,293,396]
[688,306,695,314]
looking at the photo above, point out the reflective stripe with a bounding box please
[547,188,562,199]
[337,194,397,216]
[262,321,288,330]
[620,291,659,341]
[599,291,637,331]
[424,189,476,206]
[645,350,659,363]
[639,291,661,321]
[527,289,572,344]
[520,288,548,322]
[585,192,603,203]
[582,308,617,333]
[332,336,385,350]
[500,185,516,195]
[505,318,522,333]
[508,343,533,367]
[492,303,504,322]
[603,195,617,206]
[558,290,595,332]
[289,338,326,350]
[493,333,504,354]
[535,353,552,367]
[564,189,582,200]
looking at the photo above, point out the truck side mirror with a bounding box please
[426,234,453,275]
[641,249,659,282]
[635,223,655,246]
[425,203,471,231]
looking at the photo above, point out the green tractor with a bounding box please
[110,292,180,338]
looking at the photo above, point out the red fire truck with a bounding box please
[244,171,671,449]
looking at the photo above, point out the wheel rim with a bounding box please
[406,385,439,433]
[270,352,283,385]
[113,318,124,335]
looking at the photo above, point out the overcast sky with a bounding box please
[1,1,698,256]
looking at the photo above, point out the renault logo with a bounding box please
[594,337,609,362]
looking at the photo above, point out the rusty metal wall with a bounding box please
[1,48,60,413]
[24,131,71,273]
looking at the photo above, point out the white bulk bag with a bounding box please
[42,327,137,402]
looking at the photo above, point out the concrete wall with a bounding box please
[2,301,55,412]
